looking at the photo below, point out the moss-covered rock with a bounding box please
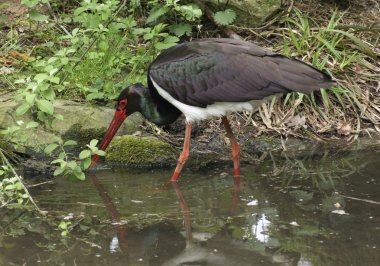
[105,135,223,168]
[106,135,178,167]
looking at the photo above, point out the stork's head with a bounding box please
[90,84,145,167]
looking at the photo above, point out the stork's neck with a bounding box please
[136,83,181,126]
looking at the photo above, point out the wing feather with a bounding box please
[148,38,335,107]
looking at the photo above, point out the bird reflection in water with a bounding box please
[88,173,242,264]
[89,174,297,265]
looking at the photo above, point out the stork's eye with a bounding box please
[117,99,127,110]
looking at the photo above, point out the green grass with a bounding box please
[245,7,380,138]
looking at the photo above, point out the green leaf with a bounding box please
[5,184,15,190]
[21,0,39,8]
[16,102,31,116]
[67,161,78,170]
[143,32,154,41]
[26,121,39,128]
[38,83,49,91]
[41,87,56,101]
[169,23,192,37]
[164,36,180,43]
[82,158,91,170]
[74,170,86,181]
[178,4,202,21]
[29,9,49,22]
[58,221,69,230]
[36,99,54,115]
[72,28,79,36]
[86,92,104,100]
[89,139,98,147]
[146,6,170,24]
[98,41,109,51]
[54,166,65,176]
[154,41,177,50]
[25,93,36,105]
[94,150,106,156]
[49,76,60,84]
[51,158,65,164]
[44,143,59,154]
[79,149,91,160]
[132,28,149,35]
[63,140,77,146]
[58,151,66,159]
[214,9,236,26]
[49,68,59,76]
[37,111,46,121]
[15,182,23,190]
[34,73,48,83]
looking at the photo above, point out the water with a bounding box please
[1,146,380,265]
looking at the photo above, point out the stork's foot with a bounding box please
[170,123,192,182]
[171,151,189,182]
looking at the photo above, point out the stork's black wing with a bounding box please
[148,38,335,108]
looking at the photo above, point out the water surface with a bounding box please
[1,146,379,265]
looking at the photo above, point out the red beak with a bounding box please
[90,109,127,168]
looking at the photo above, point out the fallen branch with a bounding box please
[341,194,380,205]
[27,180,54,188]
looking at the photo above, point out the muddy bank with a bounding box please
[18,123,380,176]
[2,91,379,175]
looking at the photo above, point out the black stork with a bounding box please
[90,38,335,181]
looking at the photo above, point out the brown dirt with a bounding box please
[0,0,27,20]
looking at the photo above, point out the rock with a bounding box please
[0,95,144,154]
[206,0,283,27]
[106,135,178,167]
[21,158,55,175]
[52,100,144,148]
[51,100,143,136]
[187,150,221,169]
[105,135,223,168]
[0,96,18,127]
[244,135,280,154]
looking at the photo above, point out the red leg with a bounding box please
[171,123,192,182]
[222,116,241,178]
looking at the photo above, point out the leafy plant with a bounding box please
[21,0,50,22]
[0,120,40,151]
[0,149,41,212]
[58,220,72,236]
[5,0,182,183]
[214,9,236,26]
[0,175,29,205]
[45,139,105,180]
[145,0,202,37]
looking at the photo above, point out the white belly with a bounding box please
[151,77,268,123]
